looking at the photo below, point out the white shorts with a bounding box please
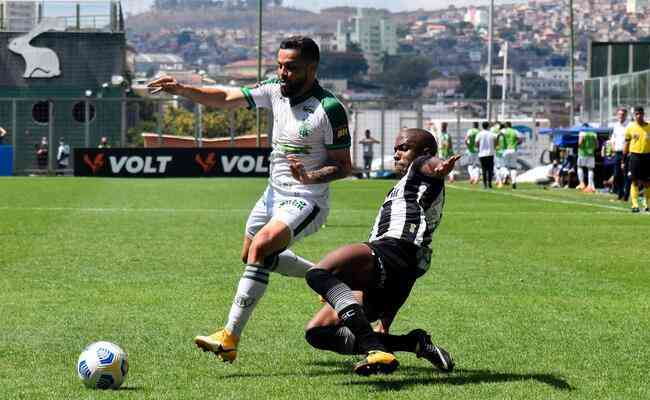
[245,185,329,244]
[495,155,506,169]
[577,156,595,169]
[503,149,518,169]
[463,152,478,167]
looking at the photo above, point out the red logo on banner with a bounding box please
[195,152,217,173]
[83,153,105,174]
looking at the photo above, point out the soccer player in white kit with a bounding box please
[148,36,352,363]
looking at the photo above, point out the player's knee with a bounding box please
[305,267,332,294]
[248,232,276,261]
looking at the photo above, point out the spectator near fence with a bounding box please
[56,138,70,174]
[36,137,48,170]
[98,136,111,149]
[0,126,7,145]
[359,129,379,178]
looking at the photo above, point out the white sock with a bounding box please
[273,249,314,278]
[577,168,584,185]
[510,169,518,184]
[588,169,594,188]
[225,264,269,337]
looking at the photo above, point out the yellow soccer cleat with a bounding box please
[353,350,399,376]
[194,329,239,363]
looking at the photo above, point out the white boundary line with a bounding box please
[447,184,627,212]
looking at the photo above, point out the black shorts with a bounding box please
[362,238,428,322]
[629,153,650,182]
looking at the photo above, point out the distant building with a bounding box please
[222,59,276,80]
[0,1,39,32]
[422,76,461,98]
[464,7,488,28]
[336,8,397,75]
[627,0,648,13]
[135,53,184,77]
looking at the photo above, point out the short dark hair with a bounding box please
[280,36,320,64]
[473,121,479,128]
[634,106,644,114]
[482,121,490,129]
[505,121,512,128]
[402,128,437,157]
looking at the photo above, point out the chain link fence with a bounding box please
[0,96,567,176]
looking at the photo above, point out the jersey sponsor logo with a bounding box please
[110,156,173,174]
[278,199,307,211]
[195,152,217,173]
[83,153,105,174]
[336,126,349,138]
[298,122,313,138]
[303,105,315,114]
[221,155,268,173]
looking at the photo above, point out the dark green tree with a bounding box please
[319,51,368,79]
[378,56,434,95]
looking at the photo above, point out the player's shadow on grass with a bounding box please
[345,367,574,392]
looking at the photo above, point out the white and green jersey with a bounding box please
[241,79,351,199]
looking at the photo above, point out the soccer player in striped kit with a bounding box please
[304,128,459,375]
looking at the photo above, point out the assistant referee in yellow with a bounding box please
[624,106,650,212]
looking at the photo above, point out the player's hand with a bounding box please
[434,154,461,177]
[147,76,183,95]
[287,155,312,184]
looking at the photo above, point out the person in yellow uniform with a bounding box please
[624,106,650,213]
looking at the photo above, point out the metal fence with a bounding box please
[0,96,568,176]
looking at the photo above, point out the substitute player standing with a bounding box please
[464,122,480,185]
[149,36,352,362]
[577,128,598,193]
[304,128,458,375]
[502,122,523,189]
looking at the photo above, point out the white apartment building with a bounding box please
[336,8,397,75]
[0,1,38,31]
[627,0,648,13]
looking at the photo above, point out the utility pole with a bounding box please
[256,0,263,147]
[487,0,494,122]
[569,0,575,125]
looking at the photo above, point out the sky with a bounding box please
[121,0,523,14]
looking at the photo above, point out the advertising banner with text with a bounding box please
[74,148,271,177]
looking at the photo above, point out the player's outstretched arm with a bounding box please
[147,76,248,109]
[288,149,352,184]
[420,154,461,178]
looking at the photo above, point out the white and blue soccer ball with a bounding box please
[77,341,128,390]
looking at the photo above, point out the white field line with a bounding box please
[447,184,627,213]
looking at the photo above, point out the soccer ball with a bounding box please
[77,341,128,389]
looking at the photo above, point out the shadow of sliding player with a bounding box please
[344,367,574,392]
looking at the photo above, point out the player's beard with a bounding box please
[280,77,306,98]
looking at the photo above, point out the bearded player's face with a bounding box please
[277,49,312,98]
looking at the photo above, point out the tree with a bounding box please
[319,51,368,79]
[378,56,434,95]
[459,72,487,99]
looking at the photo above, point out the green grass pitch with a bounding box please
[1,177,649,399]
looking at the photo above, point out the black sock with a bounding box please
[306,268,385,354]
[305,326,360,355]
[377,333,417,353]
[338,304,385,353]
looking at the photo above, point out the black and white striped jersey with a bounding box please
[369,156,445,250]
